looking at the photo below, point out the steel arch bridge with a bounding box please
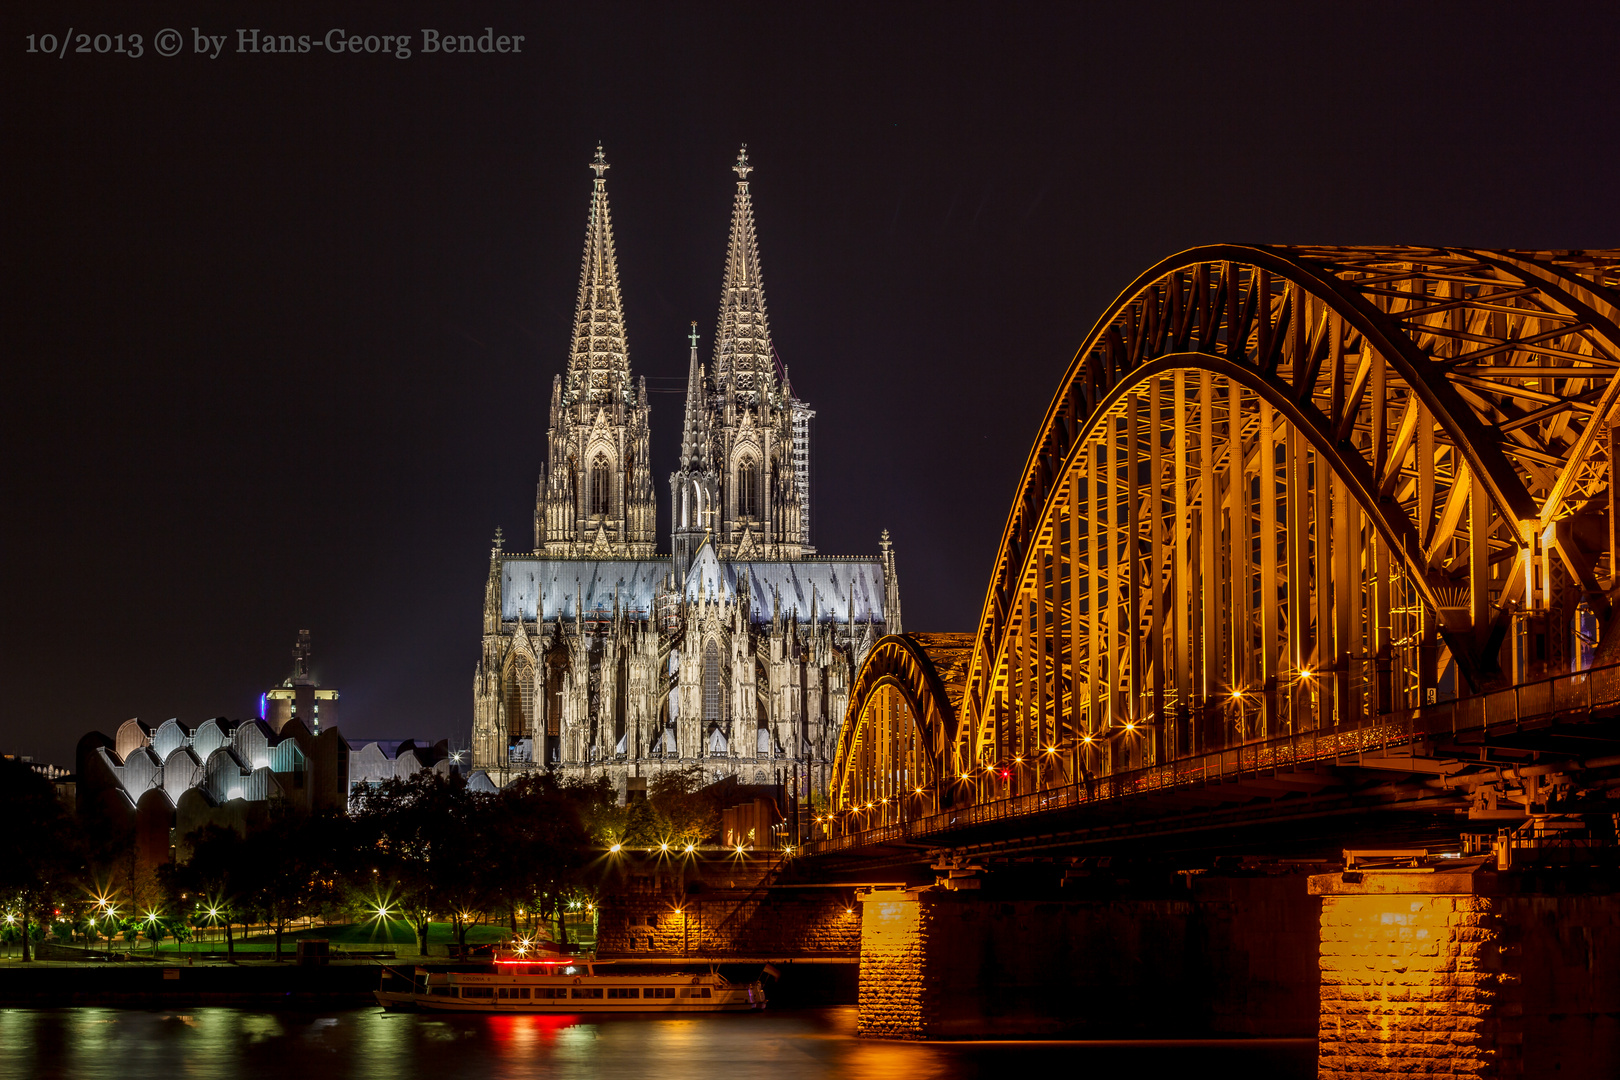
[827,246,1620,841]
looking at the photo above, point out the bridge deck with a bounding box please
[812,658,1620,857]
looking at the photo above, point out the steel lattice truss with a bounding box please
[833,247,1620,815]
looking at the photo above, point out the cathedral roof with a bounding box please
[711,145,776,394]
[498,550,888,627]
[499,557,668,621]
[565,145,632,405]
[683,543,886,625]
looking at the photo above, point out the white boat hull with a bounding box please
[377,965,766,1014]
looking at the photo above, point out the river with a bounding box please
[0,1006,1315,1079]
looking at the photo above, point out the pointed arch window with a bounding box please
[590,454,611,516]
[738,456,759,518]
[703,639,722,729]
[505,658,535,740]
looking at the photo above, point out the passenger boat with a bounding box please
[375,951,766,1013]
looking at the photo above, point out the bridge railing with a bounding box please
[808,658,1620,855]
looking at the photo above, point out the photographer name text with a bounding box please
[26,28,525,60]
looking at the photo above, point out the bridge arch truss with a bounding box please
[833,246,1620,821]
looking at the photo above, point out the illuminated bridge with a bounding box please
[821,246,1620,862]
[592,248,1620,1056]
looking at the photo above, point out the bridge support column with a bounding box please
[856,888,928,1038]
[1311,867,1620,1080]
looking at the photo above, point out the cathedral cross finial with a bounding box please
[732,144,753,181]
[689,321,700,350]
[492,526,505,554]
[590,144,610,180]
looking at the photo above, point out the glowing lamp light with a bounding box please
[1231,689,1243,700]
[659,842,670,852]
[1082,734,1095,744]
[1014,757,1023,765]
[684,843,696,854]
[1125,722,1137,732]
[1299,669,1314,680]
[609,844,622,854]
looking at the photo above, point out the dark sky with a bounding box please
[5,2,1617,764]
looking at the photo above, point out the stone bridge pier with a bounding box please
[1312,864,1619,1080]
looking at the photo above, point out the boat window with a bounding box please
[430,987,455,996]
[518,988,531,999]
[607,988,640,999]
[697,987,711,998]
[570,987,604,999]
[461,987,495,999]
[644,987,676,999]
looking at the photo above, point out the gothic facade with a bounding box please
[471,147,901,803]
[535,148,658,558]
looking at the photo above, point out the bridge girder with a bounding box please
[832,246,1620,820]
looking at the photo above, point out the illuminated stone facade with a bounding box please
[472,147,900,801]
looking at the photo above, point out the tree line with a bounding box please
[0,756,729,962]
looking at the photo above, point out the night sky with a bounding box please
[5,2,1617,764]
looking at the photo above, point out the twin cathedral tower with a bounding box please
[471,146,901,801]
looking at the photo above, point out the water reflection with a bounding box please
[0,1007,1314,1080]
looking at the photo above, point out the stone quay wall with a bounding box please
[855,872,1322,1040]
[595,856,860,958]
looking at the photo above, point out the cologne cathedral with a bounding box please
[470,147,901,802]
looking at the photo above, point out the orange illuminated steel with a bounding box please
[830,246,1620,828]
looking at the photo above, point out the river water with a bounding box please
[0,1006,1315,1079]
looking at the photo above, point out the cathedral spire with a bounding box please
[679,321,707,470]
[566,144,631,404]
[711,144,774,393]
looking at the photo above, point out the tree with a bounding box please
[171,824,251,961]
[563,775,626,845]
[0,758,83,962]
[484,774,591,943]
[238,807,351,961]
[352,772,485,956]
[622,799,660,846]
[648,765,722,846]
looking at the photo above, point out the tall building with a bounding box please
[472,146,901,802]
[262,629,340,734]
